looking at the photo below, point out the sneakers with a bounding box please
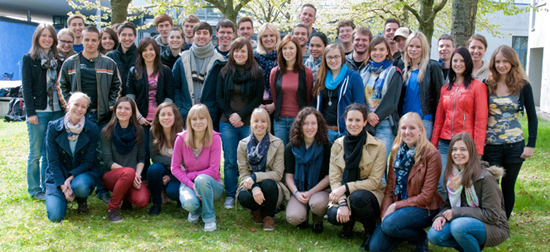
[297,220,309,230]
[98,194,111,204]
[77,201,89,214]
[415,236,429,252]
[224,197,235,209]
[107,209,123,223]
[359,233,372,251]
[340,224,353,239]
[251,209,264,224]
[263,216,275,231]
[204,222,217,232]
[312,222,323,234]
[188,212,200,223]
[149,204,161,216]
[33,192,46,201]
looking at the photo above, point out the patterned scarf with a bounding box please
[305,55,322,83]
[247,134,271,172]
[39,49,58,109]
[189,42,214,84]
[393,142,416,198]
[64,115,85,141]
[366,59,392,100]
[254,50,278,98]
[447,165,479,208]
[292,141,324,191]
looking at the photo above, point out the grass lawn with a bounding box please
[0,115,549,251]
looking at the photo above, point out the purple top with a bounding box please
[171,130,222,188]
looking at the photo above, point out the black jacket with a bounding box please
[107,44,138,94]
[160,44,189,70]
[399,59,444,117]
[21,53,63,116]
[126,65,175,118]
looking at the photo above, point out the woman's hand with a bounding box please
[28,115,38,125]
[138,117,151,126]
[296,191,311,204]
[229,113,243,127]
[62,176,75,201]
[443,209,453,221]
[193,184,202,201]
[252,187,265,205]
[162,175,170,186]
[382,203,396,222]
[133,173,142,189]
[367,113,379,127]
[337,206,350,223]
[261,103,275,114]
[521,147,534,159]
[432,217,447,231]
[329,185,347,202]
[243,177,254,190]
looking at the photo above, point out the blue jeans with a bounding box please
[428,217,486,252]
[45,172,96,222]
[328,129,343,144]
[147,163,180,205]
[273,117,295,147]
[27,111,63,196]
[220,121,250,198]
[375,119,395,159]
[179,174,224,223]
[370,206,439,252]
[438,139,451,201]
[423,119,433,142]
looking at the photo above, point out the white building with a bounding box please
[526,0,548,111]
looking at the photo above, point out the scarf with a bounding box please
[112,122,137,155]
[39,49,58,109]
[325,64,348,91]
[366,59,392,100]
[447,165,479,208]
[247,134,271,172]
[223,67,252,102]
[64,115,85,141]
[342,127,367,184]
[189,42,215,84]
[393,142,416,198]
[305,55,322,82]
[438,59,445,67]
[255,50,278,96]
[292,141,324,191]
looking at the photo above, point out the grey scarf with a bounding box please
[189,42,215,84]
[39,49,58,109]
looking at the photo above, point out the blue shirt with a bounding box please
[402,69,433,120]
[73,44,84,53]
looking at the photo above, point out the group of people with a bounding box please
[22,3,538,251]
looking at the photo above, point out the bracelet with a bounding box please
[294,190,298,196]
[137,114,143,120]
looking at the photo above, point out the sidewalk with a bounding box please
[536,107,550,121]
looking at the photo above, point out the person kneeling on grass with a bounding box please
[171,104,223,232]
[45,92,100,222]
[237,108,290,231]
[428,132,509,252]
[101,97,149,223]
[285,107,331,234]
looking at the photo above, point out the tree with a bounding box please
[203,0,253,25]
[401,0,448,47]
[241,0,292,25]
[111,0,131,24]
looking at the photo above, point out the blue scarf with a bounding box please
[112,122,137,155]
[247,134,271,172]
[325,64,348,90]
[366,59,392,100]
[292,141,324,191]
[438,59,444,67]
[367,59,392,74]
[393,142,416,199]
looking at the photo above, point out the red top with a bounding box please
[269,67,313,118]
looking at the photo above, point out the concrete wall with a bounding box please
[0,17,40,81]
[527,0,549,111]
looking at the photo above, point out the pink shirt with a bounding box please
[171,130,222,188]
[145,73,158,121]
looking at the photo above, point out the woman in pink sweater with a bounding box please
[171,104,222,232]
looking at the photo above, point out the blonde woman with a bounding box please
[253,22,281,107]
[57,28,76,61]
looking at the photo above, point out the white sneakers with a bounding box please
[203,222,217,232]
[188,212,200,223]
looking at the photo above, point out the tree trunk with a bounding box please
[111,0,131,24]
[451,0,479,47]
[405,0,448,48]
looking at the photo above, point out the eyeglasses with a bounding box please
[326,55,342,61]
[59,40,73,45]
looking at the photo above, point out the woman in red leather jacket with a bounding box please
[431,47,488,201]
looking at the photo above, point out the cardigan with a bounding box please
[125,64,175,117]
[21,53,63,116]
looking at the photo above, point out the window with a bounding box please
[512,36,528,70]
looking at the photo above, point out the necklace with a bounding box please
[328,90,333,106]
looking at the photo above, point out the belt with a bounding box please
[327,125,338,131]
[89,109,98,113]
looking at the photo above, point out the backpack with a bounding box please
[4,98,26,122]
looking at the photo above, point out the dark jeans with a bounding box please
[219,122,250,198]
[147,163,180,205]
[327,189,381,234]
[370,206,439,251]
[141,125,151,180]
[46,172,96,222]
[483,141,525,219]
[238,179,279,217]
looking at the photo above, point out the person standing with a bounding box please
[345,27,372,72]
[468,34,490,81]
[392,27,410,71]
[304,32,328,82]
[160,27,189,69]
[153,13,173,52]
[22,23,64,200]
[237,17,257,49]
[67,14,85,53]
[437,34,456,82]
[337,20,356,55]
[182,14,200,48]
[107,21,138,93]
[215,19,235,58]
[57,28,76,62]
[383,18,400,58]
[292,24,310,60]
[298,4,317,40]
[99,27,119,55]
[254,23,281,111]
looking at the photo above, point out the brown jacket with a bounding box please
[329,133,386,208]
[435,164,509,248]
[237,134,290,205]
[381,147,445,217]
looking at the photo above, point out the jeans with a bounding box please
[179,174,224,223]
[147,163,180,205]
[274,117,295,147]
[238,179,279,217]
[327,189,380,234]
[374,119,395,159]
[220,121,250,198]
[27,111,64,196]
[103,167,149,210]
[45,172,96,222]
[423,119,433,142]
[370,207,439,251]
[328,129,343,144]
[286,190,329,225]
[428,217,486,252]
[437,139,451,201]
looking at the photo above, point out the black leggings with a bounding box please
[327,189,381,233]
[238,179,279,217]
[499,162,523,219]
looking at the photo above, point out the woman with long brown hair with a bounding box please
[483,45,538,219]
[99,27,119,55]
[147,102,184,216]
